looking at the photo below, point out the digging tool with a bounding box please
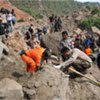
[68,67,100,86]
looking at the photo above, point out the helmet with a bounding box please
[19,50,26,56]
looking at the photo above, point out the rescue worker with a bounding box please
[19,39,50,75]
[84,46,92,56]
[53,47,93,77]
[84,46,96,62]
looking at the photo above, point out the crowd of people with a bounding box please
[18,13,100,78]
[23,14,63,49]
[54,31,100,78]
[0,7,16,37]
[0,8,99,78]
[49,14,62,33]
[59,31,100,58]
[21,24,100,78]
[24,24,48,49]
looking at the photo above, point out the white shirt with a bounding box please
[60,37,74,50]
[61,48,92,67]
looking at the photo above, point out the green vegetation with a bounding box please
[9,0,100,19]
[80,17,100,29]
[9,0,82,18]
[17,19,25,22]
[9,0,43,19]
[91,7,100,15]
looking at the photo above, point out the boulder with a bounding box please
[0,78,24,100]
[41,33,61,56]
[23,64,100,100]
[74,28,82,34]
[0,46,3,59]
[5,31,28,52]
[0,41,9,59]
[92,26,100,36]
[24,65,70,100]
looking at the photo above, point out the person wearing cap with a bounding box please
[59,31,74,61]
[19,41,50,75]
[19,39,44,72]
[53,47,93,75]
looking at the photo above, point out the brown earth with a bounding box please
[0,0,33,21]
[0,1,100,100]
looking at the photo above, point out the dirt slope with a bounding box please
[0,0,33,21]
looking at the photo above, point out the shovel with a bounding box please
[68,67,100,86]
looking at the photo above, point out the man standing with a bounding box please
[59,31,74,61]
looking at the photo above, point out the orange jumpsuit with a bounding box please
[84,47,92,56]
[21,47,45,73]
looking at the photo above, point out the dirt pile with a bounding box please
[0,0,33,21]
[0,1,100,100]
[4,31,28,52]
[0,30,100,100]
[0,50,100,100]
[62,7,91,32]
[41,32,61,56]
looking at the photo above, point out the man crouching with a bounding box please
[53,47,93,78]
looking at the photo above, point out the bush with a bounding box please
[80,17,100,30]
[94,17,100,29]
[30,11,43,19]
[91,8,100,15]
[17,19,25,22]
[35,14,43,19]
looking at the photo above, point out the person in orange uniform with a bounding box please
[84,46,92,56]
[19,39,47,74]
[20,47,45,73]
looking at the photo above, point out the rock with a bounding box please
[24,65,70,100]
[92,26,100,36]
[0,46,3,59]
[5,31,28,52]
[50,55,58,61]
[41,33,61,56]
[75,16,83,21]
[0,41,9,59]
[23,88,36,96]
[34,81,41,88]
[0,78,24,100]
[23,64,100,100]
[1,55,15,63]
[0,41,9,53]
[74,28,82,34]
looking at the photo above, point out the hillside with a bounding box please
[9,0,81,18]
[9,0,100,19]
[0,0,33,20]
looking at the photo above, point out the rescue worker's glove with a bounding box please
[19,50,26,56]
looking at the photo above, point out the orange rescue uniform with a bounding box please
[84,47,92,56]
[21,47,45,73]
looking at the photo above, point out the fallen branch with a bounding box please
[69,67,100,86]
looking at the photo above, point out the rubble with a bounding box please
[0,78,24,100]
